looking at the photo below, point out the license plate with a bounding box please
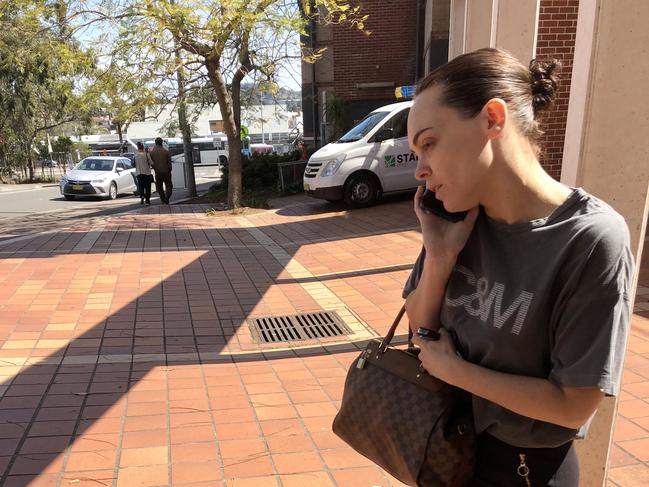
[72,184,83,190]
[303,183,310,191]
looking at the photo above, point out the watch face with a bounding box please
[416,327,440,340]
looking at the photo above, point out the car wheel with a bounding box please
[64,195,75,201]
[108,182,118,200]
[344,174,379,208]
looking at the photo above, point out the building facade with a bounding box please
[126,104,301,145]
[301,0,578,180]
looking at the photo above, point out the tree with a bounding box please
[0,0,97,181]
[82,0,368,208]
[95,65,158,144]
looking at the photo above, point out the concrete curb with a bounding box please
[0,183,59,193]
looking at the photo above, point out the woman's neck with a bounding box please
[480,139,572,225]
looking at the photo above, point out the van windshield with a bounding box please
[336,111,389,143]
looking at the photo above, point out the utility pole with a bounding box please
[171,1,196,197]
[175,52,196,197]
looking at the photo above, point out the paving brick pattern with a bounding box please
[0,195,646,486]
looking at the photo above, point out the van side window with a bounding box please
[380,108,410,139]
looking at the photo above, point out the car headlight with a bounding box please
[92,177,107,183]
[60,177,67,184]
[320,154,346,177]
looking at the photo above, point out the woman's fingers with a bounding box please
[414,185,425,215]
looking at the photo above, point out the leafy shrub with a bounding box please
[220,150,303,192]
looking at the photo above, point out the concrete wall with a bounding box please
[449,0,539,63]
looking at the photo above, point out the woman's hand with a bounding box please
[411,328,464,384]
[414,186,479,262]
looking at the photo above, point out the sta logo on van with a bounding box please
[384,153,417,168]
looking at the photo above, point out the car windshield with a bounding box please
[74,159,114,171]
[336,111,389,143]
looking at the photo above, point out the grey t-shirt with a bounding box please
[403,188,634,447]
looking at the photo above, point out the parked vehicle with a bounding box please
[59,156,137,200]
[303,101,417,207]
[121,152,136,163]
[39,159,59,168]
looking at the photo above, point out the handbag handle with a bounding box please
[378,304,413,353]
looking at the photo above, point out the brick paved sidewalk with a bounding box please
[0,195,646,487]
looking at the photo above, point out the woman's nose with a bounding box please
[414,159,431,181]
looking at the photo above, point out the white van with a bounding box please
[303,101,418,207]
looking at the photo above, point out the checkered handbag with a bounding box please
[332,306,475,486]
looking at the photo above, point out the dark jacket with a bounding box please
[149,145,172,173]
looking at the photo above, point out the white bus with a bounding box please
[145,134,229,165]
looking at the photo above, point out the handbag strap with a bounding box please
[378,304,413,353]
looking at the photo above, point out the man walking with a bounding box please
[149,137,173,204]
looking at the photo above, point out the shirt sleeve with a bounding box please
[402,247,426,298]
[548,224,634,396]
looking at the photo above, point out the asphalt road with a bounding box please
[0,165,222,241]
[0,183,145,220]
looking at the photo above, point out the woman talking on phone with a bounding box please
[403,48,633,486]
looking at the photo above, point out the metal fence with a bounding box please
[0,151,83,182]
[277,160,307,193]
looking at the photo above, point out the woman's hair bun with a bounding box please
[529,58,561,115]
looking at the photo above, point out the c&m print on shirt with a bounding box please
[445,266,534,335]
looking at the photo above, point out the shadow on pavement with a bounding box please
[0,201,419,483]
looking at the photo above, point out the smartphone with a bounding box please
[419,189,468,223]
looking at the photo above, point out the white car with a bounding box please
[60,156,137,200]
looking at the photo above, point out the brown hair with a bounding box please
[416,48,560,146]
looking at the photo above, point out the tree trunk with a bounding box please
[205,59,242,209]
[24,141,34,182]
[116,121,123,144]
[27,158,34,182]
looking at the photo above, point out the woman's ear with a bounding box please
[481,98,507,140]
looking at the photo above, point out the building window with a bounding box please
[209,120,224,133]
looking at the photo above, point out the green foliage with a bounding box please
[220,150,302,192]
[325,94,350,142]
[52,136,74,154]
[0,0,97,179]
[74,142,92,158]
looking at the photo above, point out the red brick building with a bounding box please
[536,0,579,179]
[302,0,579,179]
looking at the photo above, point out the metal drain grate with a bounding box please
[248,311,353,343]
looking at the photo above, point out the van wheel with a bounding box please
[344,174,379,208]
[219,155,228,165]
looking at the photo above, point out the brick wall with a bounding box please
[330,0,418,101]
[535,0,579,180]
